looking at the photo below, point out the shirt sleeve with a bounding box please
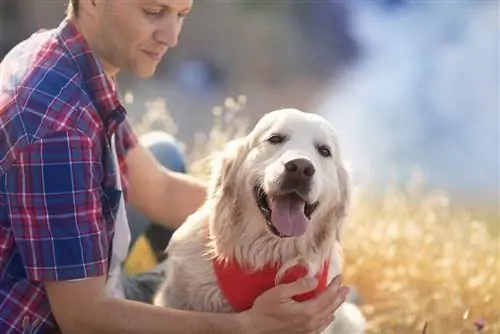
[3,130,109,282]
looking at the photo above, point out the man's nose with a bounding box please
[155,17,180,48]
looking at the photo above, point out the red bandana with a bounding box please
[212,257,330,312]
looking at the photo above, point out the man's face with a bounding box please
[93,0,192,78]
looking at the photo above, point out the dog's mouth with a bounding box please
[254,185,319,238]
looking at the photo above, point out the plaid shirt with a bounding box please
[0,18,138,333]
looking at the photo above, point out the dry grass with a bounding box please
[129,95,500,334]
[343,182,499,334]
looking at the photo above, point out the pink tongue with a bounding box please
[270,194,308,237]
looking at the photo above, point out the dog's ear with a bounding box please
[333,159,351,242]
[207,137,250,256]
[208,137,249,201]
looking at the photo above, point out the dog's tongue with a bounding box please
[270,194,308,237]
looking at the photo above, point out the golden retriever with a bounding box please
[153,108,366,333]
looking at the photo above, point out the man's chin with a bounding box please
[135,68,157,79]
[130,63,158,79]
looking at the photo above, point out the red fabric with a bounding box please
[213,258,330,312]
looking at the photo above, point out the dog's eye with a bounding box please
[267,134,286,144]
[317,145,332,157]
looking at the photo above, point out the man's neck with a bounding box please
[67,15,119,80]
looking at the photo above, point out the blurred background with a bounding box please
[2,0,498,214]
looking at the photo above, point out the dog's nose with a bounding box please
[284,158,315,181]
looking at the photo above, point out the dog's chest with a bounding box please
[212,258,330,312]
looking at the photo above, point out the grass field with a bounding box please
[130,96,499,334]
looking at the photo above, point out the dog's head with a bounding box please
[207,108,350,258]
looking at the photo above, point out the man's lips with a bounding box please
[143,50,164,61]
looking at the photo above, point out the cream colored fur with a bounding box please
[153,108,366,333]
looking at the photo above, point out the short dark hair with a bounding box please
[68,0,79,15]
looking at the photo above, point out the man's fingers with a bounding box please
[337,286,350,301]
[328,274,343,289]
[300,274,343,309]
[326,286,349,314]
[338,286,350,304]
[309,285,348,331]
[272,277,318,300]
[307,284,349,333]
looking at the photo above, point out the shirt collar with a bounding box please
[55,18,125,134]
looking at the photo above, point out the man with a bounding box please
[0,0,350,333]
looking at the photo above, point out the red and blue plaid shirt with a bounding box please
[0,18,138,333]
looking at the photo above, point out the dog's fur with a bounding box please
[153,108,366,333]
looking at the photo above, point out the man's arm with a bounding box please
[45,271,350,334]
[44,276,246,334]
[124,131,207,230]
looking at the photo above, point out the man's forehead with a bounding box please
[143,0,193,9]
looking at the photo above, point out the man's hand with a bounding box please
[241,275,349,334]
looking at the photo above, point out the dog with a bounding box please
[153,108,366,333]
